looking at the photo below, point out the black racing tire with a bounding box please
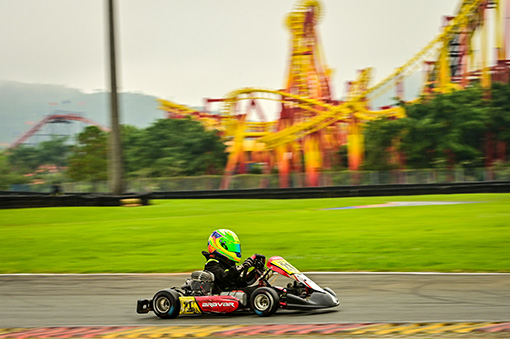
[250,287,279,317]
[152,289,180,319]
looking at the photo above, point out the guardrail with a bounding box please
[0,193,150,209]
[149,181,510,199]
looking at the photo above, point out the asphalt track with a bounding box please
[0,273,509,328]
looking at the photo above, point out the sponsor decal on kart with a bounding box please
[268,256,300,275]
[195,296,240,313]
[201,302,236,308]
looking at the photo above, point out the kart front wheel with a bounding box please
[250,287,279,317]
[152,289,180,319]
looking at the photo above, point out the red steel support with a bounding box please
[9,114,109,149]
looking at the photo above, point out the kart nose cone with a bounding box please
[309,288,339,308]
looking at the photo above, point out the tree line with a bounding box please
[1,118,227,189]
[363,83,510,170]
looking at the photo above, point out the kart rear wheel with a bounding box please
[250,287,279,317]
[152,289,180,319]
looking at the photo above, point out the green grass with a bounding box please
[0,194,509,273]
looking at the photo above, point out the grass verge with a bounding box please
[0,193,508,273]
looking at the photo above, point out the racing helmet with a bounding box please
[207,229,242,263]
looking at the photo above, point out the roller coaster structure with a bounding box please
[9,113,110,149]
[160,0,510,188]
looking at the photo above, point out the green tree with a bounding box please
[7,136,70,173]
[135,118,227,177]
[363,85,495,170]
[486,82,510,160]
[121,124,144,175]
[37,136,71,168]
[405,86,488,168]
[67,126,108,182]
[0,151,29,189]
[7,145,40,173]
[363,118,407,170]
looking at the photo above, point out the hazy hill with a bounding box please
[0,80,164,147]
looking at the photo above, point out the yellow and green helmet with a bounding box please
[208,229,242,263]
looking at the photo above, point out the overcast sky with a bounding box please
[1,0,463,107]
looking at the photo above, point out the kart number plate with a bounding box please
[271,258,300,275]
[179,296,201,315]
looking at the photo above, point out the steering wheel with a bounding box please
[239,263,261,286]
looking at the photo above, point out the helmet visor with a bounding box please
[226,242,241,255]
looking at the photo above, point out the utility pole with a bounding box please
[106,0,124,194]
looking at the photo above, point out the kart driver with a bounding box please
[202,229,256,293]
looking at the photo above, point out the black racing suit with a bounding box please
[202,251,245,294]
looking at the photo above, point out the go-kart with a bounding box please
[137,255,339,318]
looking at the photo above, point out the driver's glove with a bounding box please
[243,257,255,268]
[235,257,255,272]
[236,257,254,271]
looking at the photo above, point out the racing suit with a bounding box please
[202,251,251,293]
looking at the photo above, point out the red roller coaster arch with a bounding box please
[8,113,110,149]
